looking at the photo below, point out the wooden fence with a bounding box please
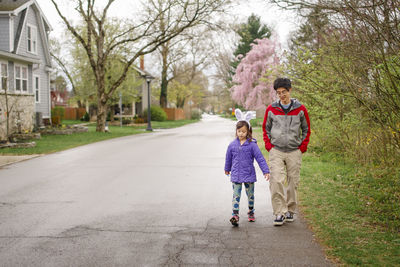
[64,107,86,120]
[163,108,185,120]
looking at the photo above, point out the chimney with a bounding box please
[140,55,144,70]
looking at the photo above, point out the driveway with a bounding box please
[0,115,331,266]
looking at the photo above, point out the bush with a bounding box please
[81,112,90,122]
[191,110,202,120]
[134,117,145,124]
[51,106,65,120]
[51,106,65,126]
[143,106,167,122]
[122,119,132,125]
[51,116,61,126]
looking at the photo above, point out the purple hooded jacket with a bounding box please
[225,138,270,183]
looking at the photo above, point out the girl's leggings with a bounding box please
[232,182,254,215]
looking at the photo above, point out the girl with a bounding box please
[224,110,270,226]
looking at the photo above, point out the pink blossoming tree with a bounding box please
[231,36,281,110]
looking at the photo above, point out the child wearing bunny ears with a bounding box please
[224,109,270,226]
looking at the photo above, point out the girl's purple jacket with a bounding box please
[225,138,270,183]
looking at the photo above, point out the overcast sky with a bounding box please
[36,0,298,47]
[35,0,298,89]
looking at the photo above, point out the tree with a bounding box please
[0,79,22,142]
[231,14,272,73]
[230,37,281,110]
[168,62,208,108]
[52,75,68,92]
[50,0,230,131]
[289,6,330,51]
[151,0,226,108]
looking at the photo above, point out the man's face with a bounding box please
[276,87,291,104]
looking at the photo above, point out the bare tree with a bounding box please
[0,79,21,142]
[146,0,230,108]
[50,0,231,131]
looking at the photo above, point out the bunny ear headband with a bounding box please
[235,108,256,128]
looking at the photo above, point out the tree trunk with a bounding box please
[160,43,169,108]
[5,88,10,142]
[160,76,168,108]
[96,94,107,132]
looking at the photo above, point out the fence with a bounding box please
[163,108,185,120]
[64,107,86,120]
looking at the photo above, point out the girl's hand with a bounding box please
[264,173,270,181]
[225,171,230,175]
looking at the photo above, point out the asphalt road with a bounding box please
[0,115,332,266]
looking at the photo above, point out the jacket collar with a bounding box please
[235,138,257,145]
[271,98,302,110]
[236,138,249,146]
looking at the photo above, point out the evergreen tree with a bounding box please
[231,14,272,73]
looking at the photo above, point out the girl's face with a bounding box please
[237,126,248,141]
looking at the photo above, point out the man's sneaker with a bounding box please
[285,212,294,222]
[273,214,285,226]
[230,215,239,227]
[248,210,255,222]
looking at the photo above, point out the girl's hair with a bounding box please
[236,121,253,141]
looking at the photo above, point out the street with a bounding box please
[0,115,331,266]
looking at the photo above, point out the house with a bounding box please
[0,0,52,139]
[111,56,155,119]
[50,90,69,108]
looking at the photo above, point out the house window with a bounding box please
[34,75,40,103]
[0,62,7,91]
[27,24,37,54]
[15,65,28,93]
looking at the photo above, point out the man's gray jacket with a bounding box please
[262,99,311,153]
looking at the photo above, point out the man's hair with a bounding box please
[273,78,292,90]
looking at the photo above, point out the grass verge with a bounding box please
[253,127,400,266]
[0,120,199,155]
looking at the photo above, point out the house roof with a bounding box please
[0,49,40,63]
[0,0,30,11]
[0,0,52,31]
[131,65,155,80]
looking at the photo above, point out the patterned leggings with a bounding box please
[232,182,255,215]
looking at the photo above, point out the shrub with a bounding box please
[51,106,65,126]
[122,119,132,125]
[191,110,202,120]
[143,106,167,121]
[134,117,144,124]
[51,106,65,120]
[81,112,90,122]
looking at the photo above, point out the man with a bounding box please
[262,78,311,226]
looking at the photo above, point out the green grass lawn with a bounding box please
[253,127,400,266]
[61,119,89,126]
[0,120,199,155]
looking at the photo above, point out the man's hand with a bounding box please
[264,173,270,181]
[225,171,230,175]
[299,144,307,153]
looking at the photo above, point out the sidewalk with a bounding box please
[0,155,39,167]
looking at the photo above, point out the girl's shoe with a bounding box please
[248,210,255,222]
[230,215,239,227]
